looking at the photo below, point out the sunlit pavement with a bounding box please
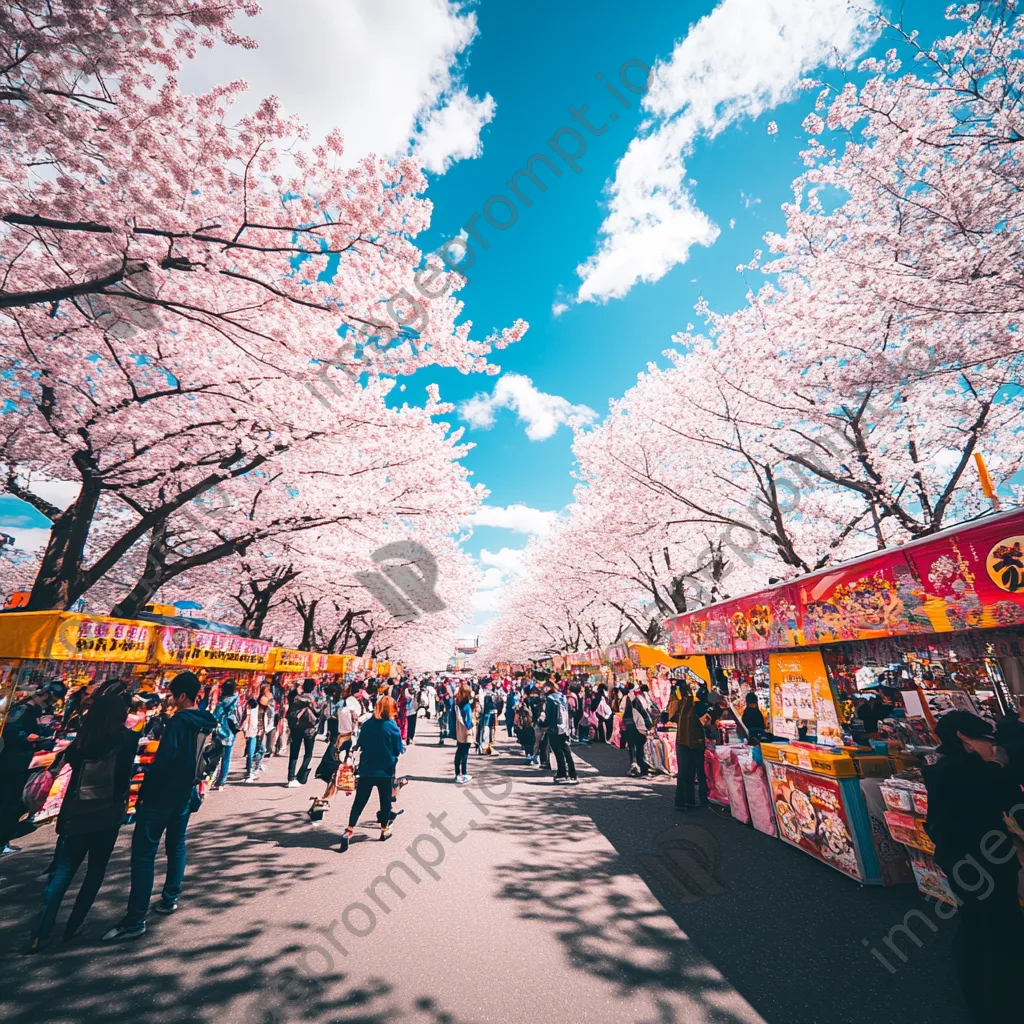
[0,725,965,1024]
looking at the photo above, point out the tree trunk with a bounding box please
[27,469,102,610]
[110,522,168,619]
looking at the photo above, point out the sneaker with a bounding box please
[568,778,579,785]
[380,824,392,841]
[154,899,178,915]
[338,833,351,853]
[461,774,472,784]
[210,784,224,791]
[102,922,146,942]
[244,775,255,783]
[553,777,568,784]
[531,756,540,765]
[287,779,301,788]
[33,869,51,883]
[1,845,21,856]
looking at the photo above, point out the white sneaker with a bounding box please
[287,779,301,788]
[244,775,255,783]
[462,774,472,784]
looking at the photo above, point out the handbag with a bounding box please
[23,766,59,815]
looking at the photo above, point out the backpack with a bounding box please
[75,749,119,805]
[632,697,652,735]
[551,695,570,735]
[289,698,318,737]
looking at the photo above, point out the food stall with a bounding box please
[151,623,273,701]
[664,507,1024,885]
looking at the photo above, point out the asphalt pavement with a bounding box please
[0,722,970,1024]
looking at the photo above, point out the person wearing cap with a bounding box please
[923,710,1024,1021]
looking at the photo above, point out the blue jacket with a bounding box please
[139,707,216,810]
[505,692,518,721]
[212,694,239,745]
[354,717,405,779]
[450,701,473,741]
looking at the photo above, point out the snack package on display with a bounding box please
[705,746,729,806]
[738,749,777,837]
[716,745,750,824]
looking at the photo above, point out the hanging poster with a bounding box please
[769,651,844,746]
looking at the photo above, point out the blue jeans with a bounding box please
[245,736,264,776]
[123,801,191,926]
[215,740,234,786]
[33,827,120,941]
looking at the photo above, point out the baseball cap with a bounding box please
[934,710,994,745]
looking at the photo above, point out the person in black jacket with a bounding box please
[25,686,138,953]
[923,711,1024,1022]
[102,672,214,942]
[286,679,321,787]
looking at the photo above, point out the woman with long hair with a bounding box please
[339,695,405,852]
[25,685,139,953]
[453,683,474,784]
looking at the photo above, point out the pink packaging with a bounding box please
[705,746,729,806]
[738,751,777,837]
[716,745,750,824]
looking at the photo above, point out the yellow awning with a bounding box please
[0,611,153,664]
[626,642,711,683]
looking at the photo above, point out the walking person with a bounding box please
[338,696,405,852]
[404,682,420,744]
[505,689,518,738]
[453,683,474,784]
[514,700,536,763]
[103,672,215,941]
[625,684,655,778]
[25,686,139,953]
[209,680,240,790]
[286,679,320,787]
[242,690,273,782]
[668,679,710,810]
[544,682,578,784]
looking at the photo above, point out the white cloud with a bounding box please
[414,89,496,173]
[729,218,736,229]
[0,526,50,553]
[465,504,559,536]
[479,546,528,576]
[459,373,597,440]
[552,301,570,317]
[178,0,495,171]
[576,0,878,303]
[740,191,761,208]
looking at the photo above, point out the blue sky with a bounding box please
[1,0,953,635]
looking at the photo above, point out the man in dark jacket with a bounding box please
[103,672,214,941]
[667,680,710,810]
[544,683,577,784]
[923,711,1024,1022]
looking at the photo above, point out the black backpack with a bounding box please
[73,748,119,807]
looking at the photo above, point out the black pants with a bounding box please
[288,732,315,782]
[0,762,29,849]
[454,742,470,777]
[406,713,418,743]
[537,729,551,768]
[626,729,651,775]
[32,826,120,941]
[947,864,1024,1022]
[550,732,577,779]
[676,744,708,807]
[347,776,393,829]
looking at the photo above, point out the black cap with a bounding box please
[934,710,994,745]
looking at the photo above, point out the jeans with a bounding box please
[550,732,577,779]
[245,736,265,776]
[454,742,470,777]
[288,732,315,782]
[32,827,120,941]
[215,740,235,786]
[476,713,494,751]
[676,744,708,807]
[347,776,393,829]
[406,713,418,743]
[537,729,550,768]
[123,801,191,926]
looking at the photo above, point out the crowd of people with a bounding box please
[2,665,1024,1022]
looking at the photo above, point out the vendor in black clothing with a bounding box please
[923,711,1024,1023]
[741,691,767,743]
[856,692,894,735]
